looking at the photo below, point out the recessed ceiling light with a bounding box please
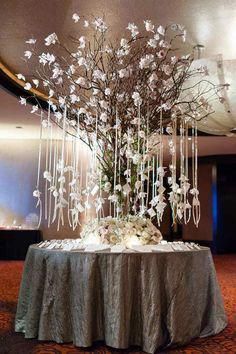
[16,126,23,129]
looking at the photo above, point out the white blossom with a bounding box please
[127,23,139,38]
[93,69,106,81]
[105,88,111,96]
[157,25,165,36]
[92,18,107,32]
[33,190,41,198]
[84,20,89,27]
[144,20,154,32]
[16,73,25,81]
[79,36,86,48]
[19,97,27,105]
[132,91,142,106]
[26,38,36,44]
[76,77,86,86]
[39,53,55,65]
[100,112,108,122]
[45,32,58,46]
[30,105,38,113]
[24,82,32,91]
[139,54,154,69]
[147,38,157,48]
[32,79,39,87]
[24,50,32,59]
[72,13,80,23]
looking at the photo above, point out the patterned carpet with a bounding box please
[0,255,235,354]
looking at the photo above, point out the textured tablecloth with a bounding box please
[15,245,227,353]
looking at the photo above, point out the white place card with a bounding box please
[110,245,126,253]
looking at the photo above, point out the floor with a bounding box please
[0,255,235,354]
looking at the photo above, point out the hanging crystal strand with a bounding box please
[113,106,118,218]
[52,122,60,224]
[179,118,184,223]
[145,107,150,210]
[140,133,145,216]
[184,122,191,224]
[36,110,43,228]
[134,104,141,215]
[192,120,200,226]
[157,105,165,226]
[125,128,130,215]
[47,122,53,227]
[66,134,72,228]
[44,103,51,220]
[171,114,177,223]
[57,106,67,231]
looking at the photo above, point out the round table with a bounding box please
[15,245,227,353]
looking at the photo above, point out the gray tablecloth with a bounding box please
[15,245,227,353]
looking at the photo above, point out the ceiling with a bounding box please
[1,0,236,144]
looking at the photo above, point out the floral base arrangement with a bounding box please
[80,216,162,248]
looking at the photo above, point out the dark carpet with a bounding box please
[0,255,235,354]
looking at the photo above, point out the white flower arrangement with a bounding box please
[80,216,162,247]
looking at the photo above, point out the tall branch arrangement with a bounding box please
[17,15,225,231]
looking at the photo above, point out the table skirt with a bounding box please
[15,246,227,353]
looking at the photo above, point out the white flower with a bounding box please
[157,25,165,36]
[39,53,55,65]
[26,38,36,44]
[105,88,111,96]
[144,20,154,32]
[48,89,54,98]
[24,82,32,91]
[42,119,51,128]
[45,32,58,46]
[120,38,128,47]
[33,190,41,198]
[32,79,39,87]
[76,77,86,86]
[16,73,25,81]
[70,94,80,103]
[93,69,106,81]
[127,23,139,38]
[118,68,129,78]
[93,18,107,32]
[147,38,157,48]
[84,20,89,27]
[59,96,66,106]
[52,65,62,78]
[79,36,86,48]
[139,54,154,69]
[132,91,142,106]
[24,50,32,59]
[72,13,80,23]
[54,112,62,121]
[100,100,109,109]
[100,112,108,122]
[30,105,38,113]
[70,85,75,94]
[78,57,86,66]
[43,171,52,182]
[149,72,158,83]
[78,107,87,114]
[103,181,112,192]
[19,97,27,105]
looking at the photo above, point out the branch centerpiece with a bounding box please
[17,14,226,245]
